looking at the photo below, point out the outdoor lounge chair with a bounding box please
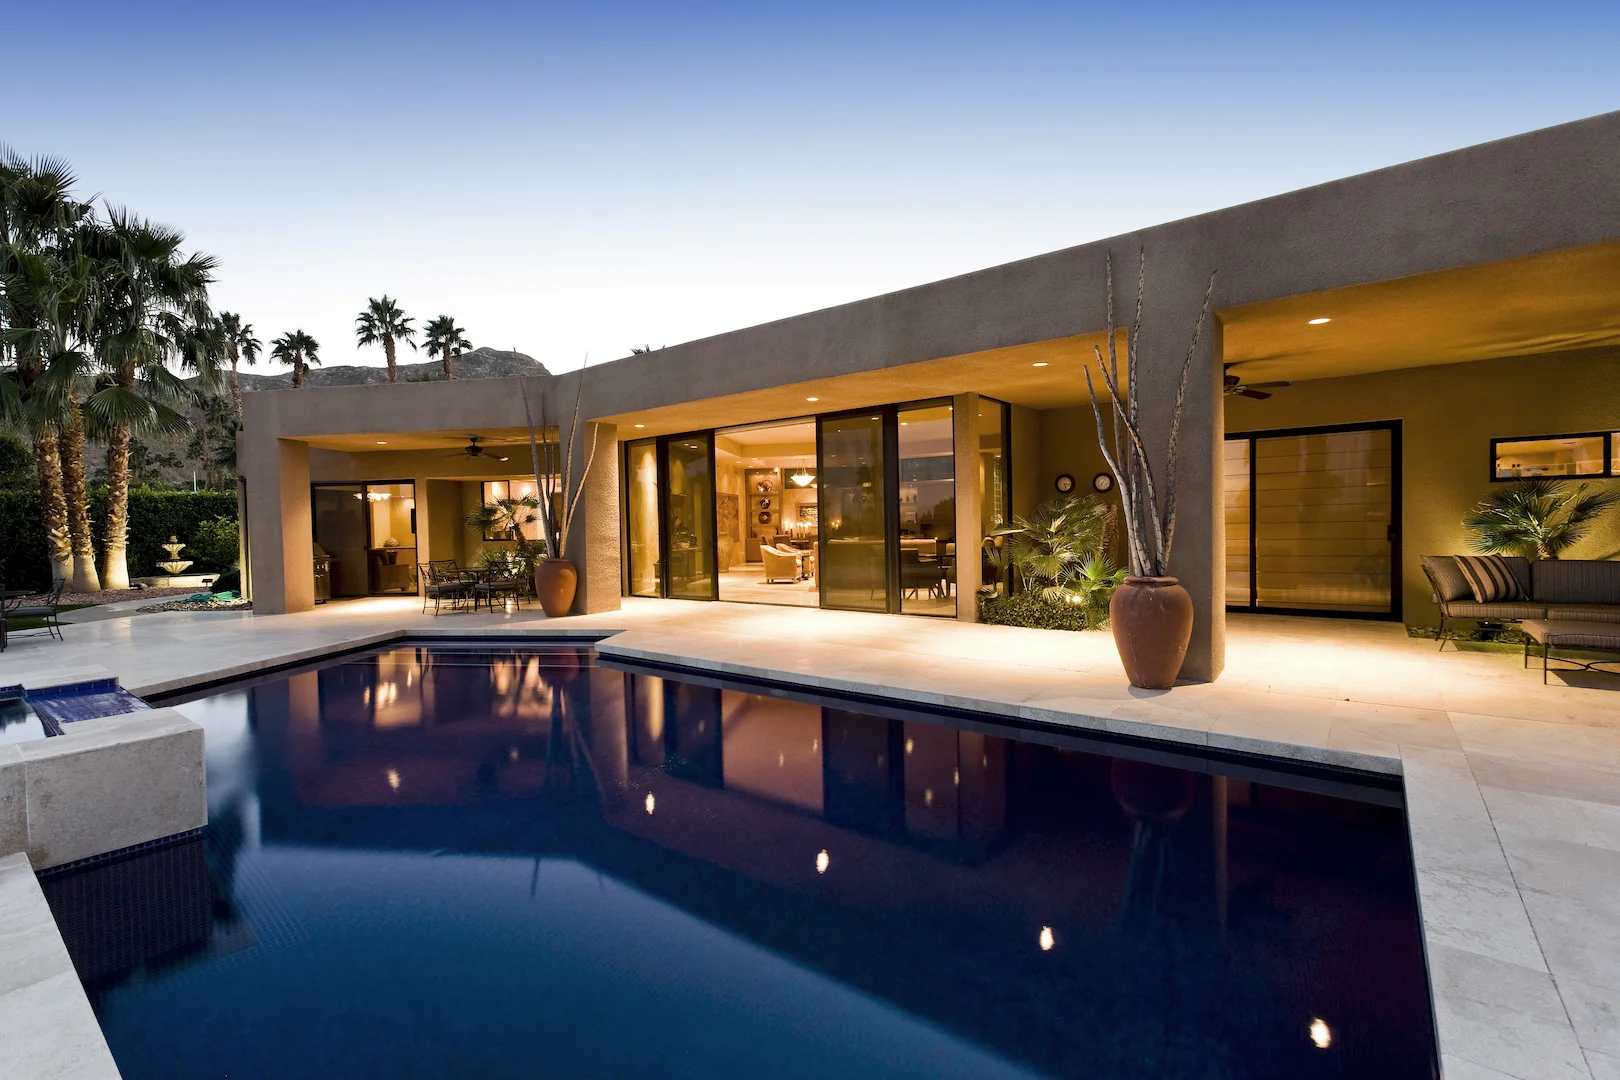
[4,577,68,641]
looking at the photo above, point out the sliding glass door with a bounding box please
[665,435,716,600]
[818,412,891,612]
[1225,422,1400,618]
[623,439,660,597]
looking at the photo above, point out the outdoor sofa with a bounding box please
[1422,555,1620,649]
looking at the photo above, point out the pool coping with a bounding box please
[0,621,1593,1078]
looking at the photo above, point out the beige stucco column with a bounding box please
[245,437,314,615]
[953,393,983,622]
[563,420,621,615]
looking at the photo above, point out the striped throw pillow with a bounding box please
[1455,555,1527,603]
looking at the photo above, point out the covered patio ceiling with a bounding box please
[1223,237,1620,384]
[301,426,535,453]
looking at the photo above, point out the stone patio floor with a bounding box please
[3,595,1619,1079]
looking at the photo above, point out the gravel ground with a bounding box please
[58,586,199,606]
[141,598,252,613]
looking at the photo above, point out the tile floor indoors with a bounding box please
[2,595,1618,1080]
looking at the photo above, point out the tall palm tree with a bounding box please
[218,311,260,422]
[272,330,320,388]
[80,207,217,589]
[0,148,93,587]
[355,296,415,382]
[421,315,471,379]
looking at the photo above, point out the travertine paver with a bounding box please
[2,597,1618,1078]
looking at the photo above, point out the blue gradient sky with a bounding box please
[6,2,1619,373]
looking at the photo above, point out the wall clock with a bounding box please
[1092,472,1115,493]
[1054,473,1076,494]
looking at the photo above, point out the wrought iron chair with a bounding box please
[4,578,68,641]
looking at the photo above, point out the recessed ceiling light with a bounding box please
[806,396,820,402]
[1032,361,1049,368]
[376,440,387,445]
[1308,317,1332,325]
[634,423,645,429]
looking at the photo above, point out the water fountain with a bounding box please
[158,536,193,580]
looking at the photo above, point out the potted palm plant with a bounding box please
[1084,251,1216,689]
[520,363,601,617]
[1464,479,1620,560]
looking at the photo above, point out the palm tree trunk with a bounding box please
[441,349,452,380]
[59,401,102,592]
[292,355,304,389]
[33,428,75,586]
[385,334,398,382]
[102,423,133,590]
[230,354,242,422]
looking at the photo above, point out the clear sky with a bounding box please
[6,1,1618,374]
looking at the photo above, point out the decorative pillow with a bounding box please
[1421,556,1473,603]
[1454,554,1528,603]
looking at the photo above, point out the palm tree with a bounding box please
[355,296,415,382]
[1465,479,1620,560]
[80,207,217,589]
[421,315,471,379]
[217,311,260,422]
[271,330,320,388]
[0,148,95,587]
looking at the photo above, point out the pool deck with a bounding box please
[3,596,1619,1079]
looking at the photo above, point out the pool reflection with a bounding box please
[59,644,1435,1080]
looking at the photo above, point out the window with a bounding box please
[480,480,542,540]
[1491,433,1613,481]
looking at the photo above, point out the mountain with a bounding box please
[232,346,550,390]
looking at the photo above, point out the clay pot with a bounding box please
[1109,576,1194,689]
[534,557,579,618]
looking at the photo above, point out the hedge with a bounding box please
[977,591,1099,632]
[0,488,238,589]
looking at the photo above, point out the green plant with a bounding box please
[982,494,1126,630]
[211,566,241,593]
[217,312,259,423]
[1464,479,1620,560]
[978,592,1093,631]
[0,431,32,488]
[422,315,471,379]
[355,296,416,383]
[188,514,239,571]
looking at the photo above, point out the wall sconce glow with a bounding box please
[1309,1018,1331,1049]
[815,849,830,874]
[1308,317,1332,325]
[376,440,387,445]
[644,792,656,815]
[1039,926,1055,951]
[634,423,645,429]
[904,738,915,755]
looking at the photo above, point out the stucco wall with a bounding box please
[1224,345,1620,626]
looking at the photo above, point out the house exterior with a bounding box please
[239,110,1620,683]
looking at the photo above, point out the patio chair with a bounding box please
[419,561,470,615]
[4,577,68,641]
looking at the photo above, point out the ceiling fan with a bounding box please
[446,435,509,462]
[1223,366,1291,400]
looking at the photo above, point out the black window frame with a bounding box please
[1489,431,1615,483]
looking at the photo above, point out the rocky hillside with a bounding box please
[232,346,549,390]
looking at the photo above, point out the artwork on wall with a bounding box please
[757,511,772,524]
[798,503,819,525]
[717,492,740,545]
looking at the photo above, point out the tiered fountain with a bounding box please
[157,536,193,582]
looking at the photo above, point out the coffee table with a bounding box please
[1522,619,1620,685]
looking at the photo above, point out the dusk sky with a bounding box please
[7,1,1619,374]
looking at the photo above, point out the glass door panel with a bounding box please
[364,483,417,594]
[1222,439,1252,607]
[897,403,955,616]
[624,439,660,597]
[818,413,889,612]
[664,434,716,600]
[311,485,367,598]
[1251,426,1395,615]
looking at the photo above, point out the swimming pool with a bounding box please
[41,642,1437,1078]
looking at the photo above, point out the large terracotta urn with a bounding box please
[1109,576,1194,689]
[534,557,579,618]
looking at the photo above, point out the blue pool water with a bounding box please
[41,643,1436,1078]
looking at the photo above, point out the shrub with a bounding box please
[0,488,238,588]
[0,432,34,489]
[188,515,240,572]
[979,592,1095,631]
[211,567,242,594]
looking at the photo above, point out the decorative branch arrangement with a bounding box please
[1083,250,1216,578]
[519,357,602,559]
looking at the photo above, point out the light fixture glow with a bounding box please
[376,440,387,444]
[806,396,819,402]
[1308,317,1332,325]
[644,792,656,815]
[634,423,645,428]
[1039,926,1055,951]
[1032,361,1049,367]
[1309,1018,1331,1049]
[815,849,830,874]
